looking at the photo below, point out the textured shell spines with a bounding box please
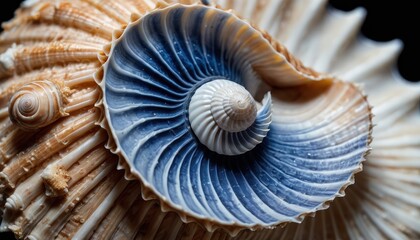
[96,2,373,235]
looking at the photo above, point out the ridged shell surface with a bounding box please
[189,80,272,155]
[0,0,418,239]
[100,3,371,229]
[8,80,67,130]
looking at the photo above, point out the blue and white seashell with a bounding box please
[98,3,371,231]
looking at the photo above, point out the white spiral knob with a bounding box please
[189,80,272,155]
[9,81,67,131]
[211,84,258,133]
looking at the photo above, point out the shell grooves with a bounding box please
[188,80,272,155]
[100,3,372,231]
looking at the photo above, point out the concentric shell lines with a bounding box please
[189,80,272,155]
[8,81,67,131]
[99,3,372,231]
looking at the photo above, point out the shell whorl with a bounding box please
[100,3,372,230]
[189,80,271,155]
[8,80,67,131]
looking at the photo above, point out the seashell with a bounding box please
[188,80,272,155]
[0,0,417,240]
[8,80,67,131]
[99,3,370,230]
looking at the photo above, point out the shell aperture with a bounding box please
[100,3,372,229]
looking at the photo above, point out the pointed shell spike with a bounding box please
[8,80,67,131]
[189,80,271,155]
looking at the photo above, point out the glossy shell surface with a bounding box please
[0,0,418,239]
[8,80,67,130]
[100,3,370,229]
[189,80,272,155]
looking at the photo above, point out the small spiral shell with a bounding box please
[189,80,271,155]
[9,80,66,131]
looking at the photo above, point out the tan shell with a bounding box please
[8,80,67,131]
[0,0,417,240]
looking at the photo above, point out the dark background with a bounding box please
[0,0,417,239]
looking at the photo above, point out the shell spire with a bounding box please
[99,3,372,232]
[189,80,272,155]
[8,81,67,131]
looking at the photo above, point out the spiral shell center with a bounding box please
[8,81,66,130]
[17,93,39,117]
[189,80,271,155]
[210,81,257,132]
